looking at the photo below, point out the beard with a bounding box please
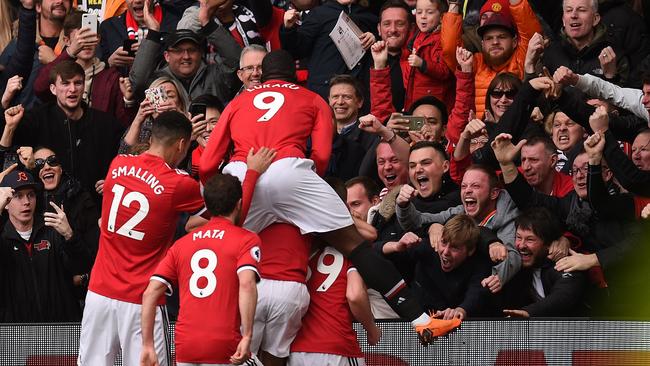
[483,49,514,67]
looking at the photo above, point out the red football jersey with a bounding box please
[152,217,261,364]
[199,80,334,182]
[89,153,204,304]
[290,247,363,357]
[258,223,310,283]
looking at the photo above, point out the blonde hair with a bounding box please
[0,1,15,53]
[148,76,190,115]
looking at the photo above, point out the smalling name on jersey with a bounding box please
[193,229,226,240]
[246,82,299,92]
[111,166,165,195]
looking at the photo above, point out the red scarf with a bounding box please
[126,5,163,40]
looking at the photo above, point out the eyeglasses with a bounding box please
[167,47,200,55]
[569,165,588,176]
[34,155,61,171]
[239,65,262,73]
[491,89,517,99]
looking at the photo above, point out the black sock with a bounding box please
[348,243,423,321]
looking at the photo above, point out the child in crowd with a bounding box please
[405,0,453,110]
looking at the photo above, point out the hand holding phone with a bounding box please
[190,103,207,119]
[81,13,98,34]
[123,39,137,57]
[144,86,168,111]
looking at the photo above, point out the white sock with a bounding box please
[411,313,430,327]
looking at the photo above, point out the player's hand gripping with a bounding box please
[247,147,277,174]
[139,344,159,366]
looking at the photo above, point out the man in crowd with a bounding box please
[77,111,205,365]
[543,0,628,84]
[129,0,241,103]
[520,136,574,196]
[369,0,413,113]
[0,169,90,322]
[98,0,193,68]
[140,173,260,366]
[328,75,377,181]
[0,0,72,108]
[442,0,541,117]
[0,61,123,202]
[501,208,587,317]
[237,44,267,91]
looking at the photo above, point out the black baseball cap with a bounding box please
[164,29,204,50]
[1,170,40,191]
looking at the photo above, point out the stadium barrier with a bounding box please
[1,319,650,365]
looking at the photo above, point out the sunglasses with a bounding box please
[491,89,517,99]
[34,155,61,171]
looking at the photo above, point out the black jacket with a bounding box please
[327,123,379,181]
[506,173,631,270]
[280,0,378,100]
[543,23,629,85]
[406,227,497,316]
[40,174,100,274]
[501,258,587,317]
[5,103,123,202]
[0,218,90,322]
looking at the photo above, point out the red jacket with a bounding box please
[33,50,136,127]
[404,30,454,111]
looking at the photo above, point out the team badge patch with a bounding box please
[492,3,502,12]
[34,240,51,251]
[250,246,261,263]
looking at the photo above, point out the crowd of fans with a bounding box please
[1,0,650,341]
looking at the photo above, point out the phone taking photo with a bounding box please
[402,116,426,131]
[81,13,98,34]
[190,103,207,119]
[123,39,137,57]
[144,86,168,110]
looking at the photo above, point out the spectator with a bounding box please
[327,75,378,181]
[492,130,634,286]
[187,94,223,179]
[237,44,267,91]
[397,164,521,286]
[129,2,241,104]
[549,109,586,174]
[0,0,71,109]
[0,61,123,202]
[543,0,629,85]
[120,75,191,154]
[382,214,498,317]
[441,0,541,118]
[31,147,100,296]
[0,169,90,322]
[500,207,587,317]
[98,0,193,68]
[33,10,137,127]
[402,0,453,110]
[280,0,378,101]
[519,136,574,196]
[345,176,381,223]
[369,0,414,113]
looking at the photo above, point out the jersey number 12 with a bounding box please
[107,184,150,241]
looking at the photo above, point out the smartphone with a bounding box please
[2,152,18,171]
[402,115,426,131]
[81,13,98,33]
[144,86,168,109]
[123,39,137,57]
[190,103,207,119]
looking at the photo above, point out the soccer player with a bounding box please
[78,111,205,366]
[200,50,461,344]
[288,246,381,366]
[140,173,261,366]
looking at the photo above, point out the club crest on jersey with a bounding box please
[250,246,261,263]
[34,240,51,251]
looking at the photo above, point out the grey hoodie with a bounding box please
[396,190,521,284]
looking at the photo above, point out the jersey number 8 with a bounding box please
[254,91,285,122]
[189,249,218,298]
